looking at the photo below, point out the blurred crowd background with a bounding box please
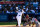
[0,0,40,22]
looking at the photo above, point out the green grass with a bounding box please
[0,22,23,25]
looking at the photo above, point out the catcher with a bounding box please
[23,14,31,26]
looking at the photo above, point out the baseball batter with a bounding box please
[16,9,24,27]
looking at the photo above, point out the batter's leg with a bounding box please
[16,21,18,26]
[18,17,21,27]
[16,17,18,26]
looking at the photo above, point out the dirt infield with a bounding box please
[0,25,40,27]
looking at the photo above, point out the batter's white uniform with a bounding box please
[16,10,24,27]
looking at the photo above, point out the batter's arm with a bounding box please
[22,9,24,18]
[22,9,24,13]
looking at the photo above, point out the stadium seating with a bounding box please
[0,1,40,21]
